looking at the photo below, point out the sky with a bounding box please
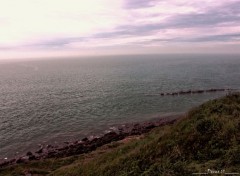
[0,0,240,59]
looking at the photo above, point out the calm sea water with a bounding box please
[0,54,240,159]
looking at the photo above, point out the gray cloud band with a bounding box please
[3,0,239,50]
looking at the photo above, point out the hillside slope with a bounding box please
[1,93,240,176]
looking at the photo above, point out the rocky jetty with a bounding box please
[0,115,180,168]
[157,88,236,96]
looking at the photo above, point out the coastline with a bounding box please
[1,93,240,175]
[0,114,183,168]
[1,88,238,168]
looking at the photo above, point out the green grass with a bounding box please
[1,93,240,176]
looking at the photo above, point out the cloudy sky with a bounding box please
[0,0,240,59]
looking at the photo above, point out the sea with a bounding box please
[0,54,240,160]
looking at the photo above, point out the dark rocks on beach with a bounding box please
[0,115,180,168]
[28,155,36,161]
[26,152,33,156]
[16,157,27,164]
[145,124,156,129]
[81,137,89,142]
[35,148,43,154]
[46,151,58,158]
[0,159,16,167]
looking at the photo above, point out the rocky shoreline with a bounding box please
[1,88,238,168]
[0,115,182,168]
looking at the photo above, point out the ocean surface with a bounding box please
[0,54,240,159]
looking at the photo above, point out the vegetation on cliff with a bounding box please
[1,93,240,176]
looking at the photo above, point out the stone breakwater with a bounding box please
[0,115,180,168]
[146,88,237,97]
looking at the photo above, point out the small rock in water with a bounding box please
[36,148,43,154]
[26,152,33,156]
[81,137,88,142]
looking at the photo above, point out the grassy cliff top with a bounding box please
[1,93,240,176]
